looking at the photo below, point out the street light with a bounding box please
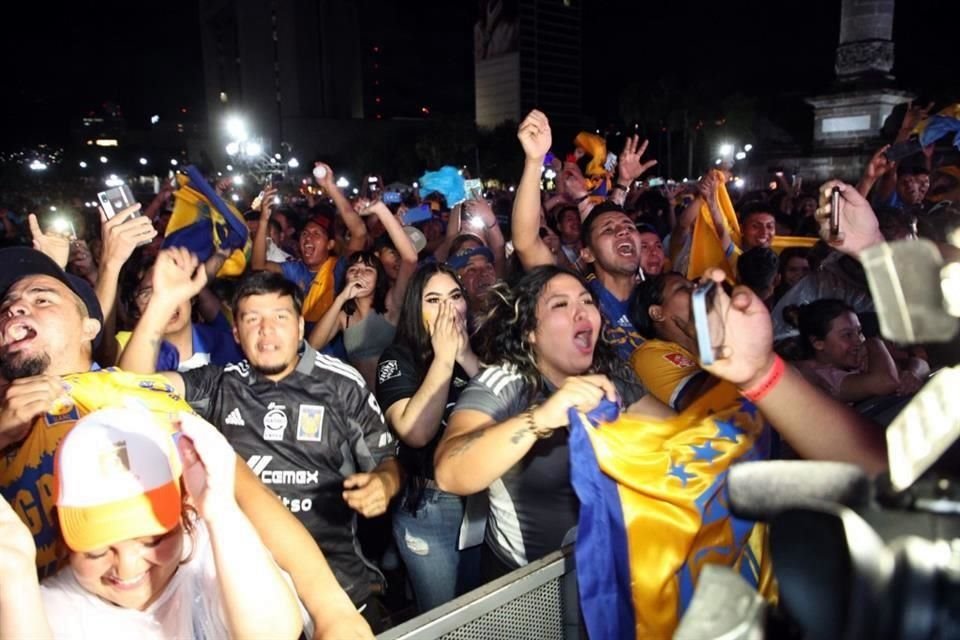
[225,116,248,142]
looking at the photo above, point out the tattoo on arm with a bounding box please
[510,425,533,445]
[447,429,485,457]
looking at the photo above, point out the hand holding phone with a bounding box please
[691,268,778,388]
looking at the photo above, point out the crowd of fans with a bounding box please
[0,99,956,638]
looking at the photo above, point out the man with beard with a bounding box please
[120,257,402,631]
[0,245,376,639]
[252,162,368,324]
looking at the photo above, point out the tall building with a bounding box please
[475,0,582,131]
[199,0,364,156]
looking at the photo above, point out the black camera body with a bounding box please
[676,462,960,640]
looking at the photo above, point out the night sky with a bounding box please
[2,0,958,147]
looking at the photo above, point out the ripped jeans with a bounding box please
[392,484,482,613]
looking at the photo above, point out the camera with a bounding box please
[678,231,960,639]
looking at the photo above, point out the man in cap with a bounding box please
[252,162,368,323]
[0,245,374,639]
[448,246,499,314]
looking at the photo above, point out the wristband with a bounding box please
[575,194,590,204]
[738,355,785,404]
[612,183,629,192]
[524,408,554,439]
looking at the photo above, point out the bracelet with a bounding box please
[523,408,553,439]
[612,183,629,192]
[738,355,786,404]
[575,194,590,204]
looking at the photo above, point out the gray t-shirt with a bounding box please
[453,364,644,568]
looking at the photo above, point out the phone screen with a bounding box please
[692,281,717,365]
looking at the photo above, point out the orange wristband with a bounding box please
[739,356,785,403]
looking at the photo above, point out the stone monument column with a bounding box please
[803,0,911,179]
[835,0,896,79]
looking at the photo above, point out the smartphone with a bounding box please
[383,191,402,205]
[270,173,284,186]
[402,204,433,225]
[884,139,923,163]
[647,177,665,187]
[692,281,717,366]
[830,186,841,237]
[464,178,483,200]
[97,184,137,220]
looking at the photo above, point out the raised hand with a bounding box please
[176,411,238,525]
[864,146,896,181]
[560,162,589,201]
[900,100,935,133]
[617,135,658,185]
[257,186,279,220]
[816,180,884,257]
[27,213,71,268]
[151,247,208,305]
[695,268,776,387]
[517,110,552,162]
[100,209,157,269]
[314,162,337,192]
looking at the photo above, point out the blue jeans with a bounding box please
[392,485,482,613]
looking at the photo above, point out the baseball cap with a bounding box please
[403,226,427,253]
[446,246,494,271]
[305,214,332,236]
[54,407,183,552]
[0,247,104,348]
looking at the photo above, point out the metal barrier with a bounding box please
[377,546,584,640]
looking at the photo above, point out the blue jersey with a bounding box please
[588,277,645,362]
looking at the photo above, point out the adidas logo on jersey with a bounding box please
[225,408,245,426]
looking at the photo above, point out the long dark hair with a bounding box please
[343,251,389,316]
[473,265,634,399]
[394,263,465,376]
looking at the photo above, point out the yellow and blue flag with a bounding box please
[163,165,250,277]
[913,103,960,150]
[570,383,774,639]
[686,176,817,281]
